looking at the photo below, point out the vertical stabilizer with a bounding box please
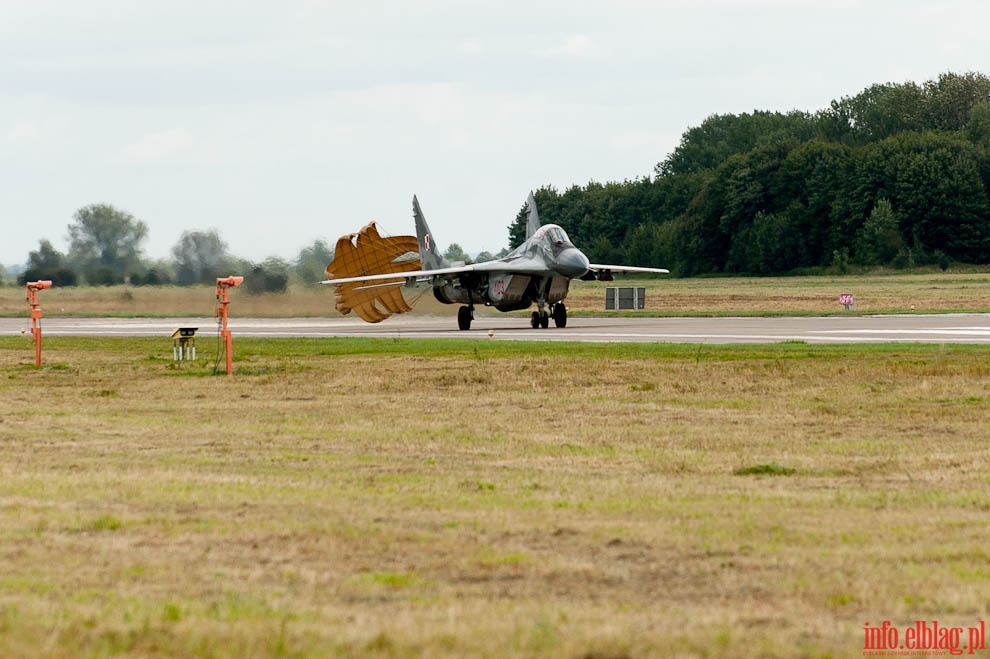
[412,195,448,270]
[525,191,541,238]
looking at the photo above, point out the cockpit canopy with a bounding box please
[533,224,571,247]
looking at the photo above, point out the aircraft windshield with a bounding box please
[546,226,569,245]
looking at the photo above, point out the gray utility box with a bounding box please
[605,287,646,310]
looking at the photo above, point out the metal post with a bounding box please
[26,280,52,367]
[217,285,232,374]
[215,276,243,375]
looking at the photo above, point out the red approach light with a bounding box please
[216,275,244,287]
[215,275,244,374]
[25,280,53,367]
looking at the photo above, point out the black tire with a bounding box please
[539,311,550,329]
[458,306,472,331]
[530,311,540,328]
[552,303,567,328]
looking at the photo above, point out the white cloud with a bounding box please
[540,33,598,57]
[120,128,195,162]
[459,38,483,54]
[610,131,680,153]
[341,83,466,127]
[8,120,42,141]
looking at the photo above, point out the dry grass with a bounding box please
[564,270,990,315]
[1,337,989,657]
[3,269,990,318]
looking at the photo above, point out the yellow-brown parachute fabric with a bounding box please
[324,222,421,323]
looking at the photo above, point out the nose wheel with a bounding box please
[530,311,549,328]
[552,303,567,328]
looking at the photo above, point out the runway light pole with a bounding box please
[215,276,244,375]
[26,280,52,367]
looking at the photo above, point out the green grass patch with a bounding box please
[734,463,798,477]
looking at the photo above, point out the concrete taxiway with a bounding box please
[4,313,990,344]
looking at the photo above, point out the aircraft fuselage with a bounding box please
[430,223,585,313]
[432,272,570,312]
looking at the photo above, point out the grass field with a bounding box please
[2,335,990,658]
[3,268,990,318]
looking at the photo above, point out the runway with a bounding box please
[5,313,990,344]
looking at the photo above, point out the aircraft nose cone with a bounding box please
[556,248,590,278]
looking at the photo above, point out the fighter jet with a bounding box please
[321,192,669,330]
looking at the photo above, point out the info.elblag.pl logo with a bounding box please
[863,620,986,656]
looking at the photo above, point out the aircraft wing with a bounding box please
[321,261,669,287]
[320,254,570,286]
[588,264,670,274]
[320,264,479,287]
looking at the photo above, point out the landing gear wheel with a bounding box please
[539,311,550,329]
[530,311,541,329]
[458,306,473,331]
[552,303,567,328]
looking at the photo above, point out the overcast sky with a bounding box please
[3,0,989,268]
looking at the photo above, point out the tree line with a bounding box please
[3,206,501,293]
[9,71,988,288]
[510,71,990,276]
[3,203,336,294]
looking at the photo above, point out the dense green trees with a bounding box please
[294,240,334,284]
[510,71,990,275]
[19,239,78,286]
[171,230,232,286]
[67,204,149,285]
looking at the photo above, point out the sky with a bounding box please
[3,0,989,268]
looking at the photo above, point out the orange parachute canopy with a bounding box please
[324,222,421,323]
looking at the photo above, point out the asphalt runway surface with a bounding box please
[5,313,990,344]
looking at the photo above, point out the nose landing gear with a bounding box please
[530,303,566,329]
[530,310,549,328]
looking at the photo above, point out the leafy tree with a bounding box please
[923,71,990,132]
[820,82,927,145]
[967,101,990,146]
[853,198,903,265]
[67,203,148,285]
[776,139,854,264]
[170,230,231,285]
[623,222,668,271]
[443,243,469,263]
[853,132,990,262]
[245,257,289,294]
[130,259,174,286]
[19,239,77,286]
[294,239,334,284]
[656,111,818,176]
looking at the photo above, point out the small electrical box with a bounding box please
[171,327,198,360]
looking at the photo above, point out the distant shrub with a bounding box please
[734,463,797,476]
[245,262,289,294]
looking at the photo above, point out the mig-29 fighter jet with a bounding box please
[321,192,668,330]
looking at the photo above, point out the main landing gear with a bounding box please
[458,305,473,331]
[459,302,566,331]
[530,303,567,329]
